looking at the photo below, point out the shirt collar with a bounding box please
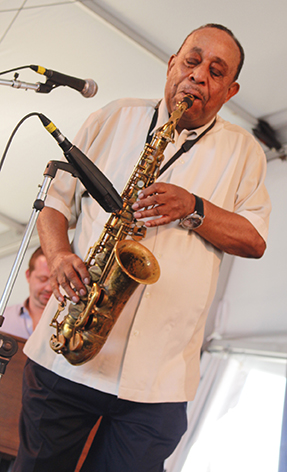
[20,298,33,336]
[20,298,30,316]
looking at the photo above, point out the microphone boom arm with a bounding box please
[0,77,56,94]
[0,77,40,92]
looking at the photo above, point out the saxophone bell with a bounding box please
[50,239,160,365]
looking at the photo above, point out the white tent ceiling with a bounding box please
[0,0,287,345]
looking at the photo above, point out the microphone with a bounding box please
[39,114,123,213]
[30,65,98,98]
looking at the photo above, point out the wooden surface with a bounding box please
[0,334,27,459]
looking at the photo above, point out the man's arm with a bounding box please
[132,182,266,258]
[37,207,90,302]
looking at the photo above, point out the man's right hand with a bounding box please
[37,207,90,303]
[48,250,90,303]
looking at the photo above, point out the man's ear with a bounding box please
[167,54,177,76]
[25,268,30,283]
[224,82,240,103]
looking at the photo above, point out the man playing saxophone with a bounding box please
[13,24,271,472]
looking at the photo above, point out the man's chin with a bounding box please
[39,296,52,307]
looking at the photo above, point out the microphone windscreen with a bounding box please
[82,79,98,98]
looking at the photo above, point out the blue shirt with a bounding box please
[1,300,32,339]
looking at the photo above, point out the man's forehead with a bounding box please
[187,45,228,69]
[32,256,49,272]
[180,28,240,75]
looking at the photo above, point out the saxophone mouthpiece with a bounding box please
[182,94,195,109]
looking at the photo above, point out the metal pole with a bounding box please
[0,174,53,320]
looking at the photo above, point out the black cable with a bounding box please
[0,65,31,76]
[0,112,41,172]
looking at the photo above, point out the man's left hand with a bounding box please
[132,182,194,227]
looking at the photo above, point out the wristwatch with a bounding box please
[179,194,205,230]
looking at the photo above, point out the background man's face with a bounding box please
[26,255,52,310]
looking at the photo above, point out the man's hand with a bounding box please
[132,182,266,258]
[37,207,90,303]
[48,250,90,303]
[132,182,195,227]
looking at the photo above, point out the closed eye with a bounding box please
[186,59,199,67]
[210,68,223,78]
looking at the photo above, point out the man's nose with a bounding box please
[45,281,53,293]
[189,64,207,85]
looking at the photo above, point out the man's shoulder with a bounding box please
[3,303,23,316]
[87,97,160,123]
[105,97,160,111]
[214,115,266,162]
[78,98,161,139]
[3,300,29,319]
[1,301,30,339]
[216,115,257,141]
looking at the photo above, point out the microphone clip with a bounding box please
[37,78,60,94]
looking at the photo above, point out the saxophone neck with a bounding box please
[155,94,195,142]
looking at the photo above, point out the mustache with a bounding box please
[181,87,206,103]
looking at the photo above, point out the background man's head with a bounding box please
[25,247,52,313]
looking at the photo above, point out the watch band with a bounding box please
[192,194,204,218]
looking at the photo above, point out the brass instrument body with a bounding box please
[49,95,194,365]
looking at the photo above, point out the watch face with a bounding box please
[180,213,203,230]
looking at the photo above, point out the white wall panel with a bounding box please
[215,158,287,339]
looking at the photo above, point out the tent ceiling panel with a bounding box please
[82,0,287,121]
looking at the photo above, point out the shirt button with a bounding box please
[133,330,139,336]
[145,292,150,298]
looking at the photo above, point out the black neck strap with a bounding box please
[146,105,216,177]
[146,104,159,144]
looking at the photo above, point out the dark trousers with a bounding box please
[12,359,187,472]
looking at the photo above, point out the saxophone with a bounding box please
[49,94,194,365]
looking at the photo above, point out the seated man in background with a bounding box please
[1,246,52,339]
[0,247,52,472]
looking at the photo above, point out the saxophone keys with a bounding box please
[74,283,102,329]
[136,180,145,189]
[50,334,66,353]
[69,332,84,352]
[49,299,67,328]
[132,221,146,241]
